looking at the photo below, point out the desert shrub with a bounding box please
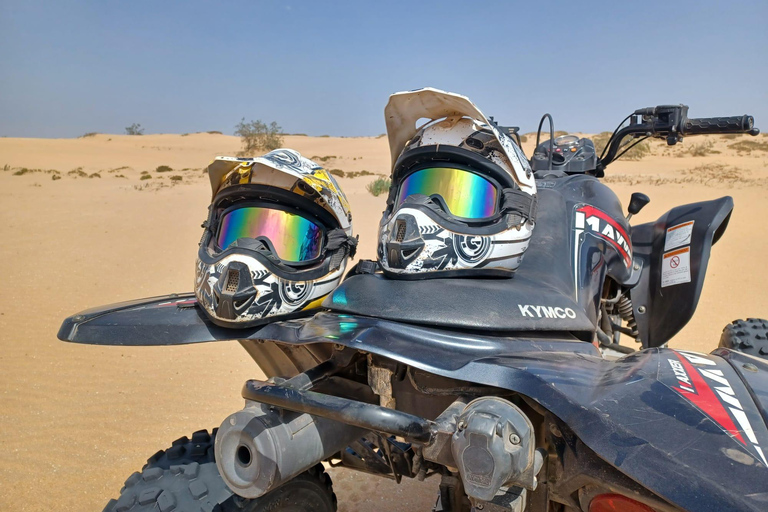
[13,168,60,176]
[366,177,391,197]
[80,132,98,138]
[3,164,9,172]
[114,174,127,178]
[108,166,130,173]
[140,174,152,180]
[347,170,375,178]
[89,172,101,178]
[181,133,190,137]
[729,140,768,153]
[311,155,336,163]
[52,174,61,181]
[677,139,717,157]
[592,131,650,160]
[206,130,222,135]
[519,134,528,143]
[68,168,88,178]
[234,119,284,155]
[155,165,173,173]
[329,169,345,178]
[125,123,144,136]
[169,175,183,181]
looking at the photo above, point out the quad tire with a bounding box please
[104,429,337,512]
[720,318,768,359]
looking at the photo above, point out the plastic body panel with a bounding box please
[629,196,733,347]
[57,293,269,345]
[251,313,768,512]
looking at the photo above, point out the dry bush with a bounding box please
[235,119,284,155]
[68,168,88,178]
[729,140,768,153]
[13,168,60,176]
[366,177,391,196]
[604,164,756,188]
[347,170,375,178]
[593,132,651,160]
[677,139,719,157]
[155,165,173,173]
[125,123,144,136]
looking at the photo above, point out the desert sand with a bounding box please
[1,131,768,511]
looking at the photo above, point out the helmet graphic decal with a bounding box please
[454,235,491,264]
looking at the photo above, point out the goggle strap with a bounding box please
[500,188,537,223]
[326,230,359,270]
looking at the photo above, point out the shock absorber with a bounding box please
[617,294,639,340]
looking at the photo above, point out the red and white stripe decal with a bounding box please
[668,350,768,467]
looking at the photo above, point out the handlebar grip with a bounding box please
[682,115,754,135]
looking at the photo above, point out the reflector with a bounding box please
[589,493,655,512]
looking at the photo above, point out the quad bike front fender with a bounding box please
[630,196,733,348]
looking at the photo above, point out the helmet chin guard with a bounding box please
[378,88,537,279]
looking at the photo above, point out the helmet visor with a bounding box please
[396,167,498,219]
[217,206,323,262]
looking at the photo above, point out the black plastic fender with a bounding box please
[251,313,768,512]
[57,293,259,345]
[630,196,733,348]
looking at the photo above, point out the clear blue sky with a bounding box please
[1,0,766,138]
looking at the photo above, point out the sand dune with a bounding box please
[1,132,768,510]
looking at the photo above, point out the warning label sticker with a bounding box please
[665,221,694,251]
[662,247,691,287]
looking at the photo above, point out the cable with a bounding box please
[535,114,555,170]
[599,113,633,160]
[613,136,649,163]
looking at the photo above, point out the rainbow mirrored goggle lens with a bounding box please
[396,167,498,219]
[217,207,323,262]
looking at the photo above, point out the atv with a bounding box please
[59,103,768,512]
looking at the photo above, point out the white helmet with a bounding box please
[195,149,356,328]
[378,88,537,278]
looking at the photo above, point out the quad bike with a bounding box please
[59,105,768,512]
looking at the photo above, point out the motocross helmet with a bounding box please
[378,88,537,279]
[195,149,356,328]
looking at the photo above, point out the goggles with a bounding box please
[395,167,499,219]
[216,206,324,263]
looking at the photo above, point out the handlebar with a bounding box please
[599,105,759,169]
[682,115,754,135]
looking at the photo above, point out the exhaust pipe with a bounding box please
[215,401,363,498]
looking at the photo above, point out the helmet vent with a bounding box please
[225,270,240,293]
[465,137,484,150]
[395,221,406,242]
